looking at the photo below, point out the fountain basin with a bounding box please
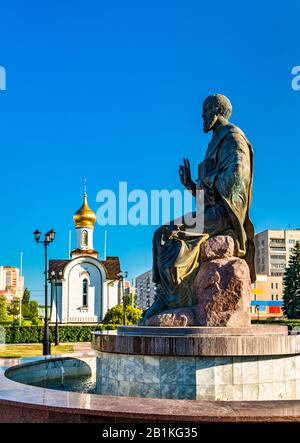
[5,356,95,386]
[3,349,300,422]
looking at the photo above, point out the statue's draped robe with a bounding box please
[149,123,255,317]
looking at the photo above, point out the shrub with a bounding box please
[3,324,117,344]
[0,297,13,323]
[103,304,143,325]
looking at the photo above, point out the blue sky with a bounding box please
[0,1,300,302]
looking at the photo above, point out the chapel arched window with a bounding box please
[82,278,88,307]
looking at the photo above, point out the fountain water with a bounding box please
[60,366,65,387]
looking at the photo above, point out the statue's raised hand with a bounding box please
[179,158,192,189]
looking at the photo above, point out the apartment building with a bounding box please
[0,266,24,299]
[135,270,157,311]
[251,274,283,319]
[252,229,300,318]
[255,229,300,277]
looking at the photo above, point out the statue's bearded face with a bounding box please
[202,101,219,133]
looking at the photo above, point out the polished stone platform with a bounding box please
[92,325,299,357]
[92,326,300,401]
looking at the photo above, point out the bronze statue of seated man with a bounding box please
[139,94,255,326]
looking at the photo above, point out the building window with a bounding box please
[271,294,274,300]
[82,278,88,307]
[276,283,278,289]
[82,230,88,247]
[289,239,295,244]
[276,295,279,301]
[270,238,285,243]
[271,283,274,289]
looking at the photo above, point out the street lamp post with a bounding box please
[117,271,128,326]
[33,228,56,356]
[50,269,62,346]
[255,304,260,322]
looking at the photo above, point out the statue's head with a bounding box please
[202,94,232,133]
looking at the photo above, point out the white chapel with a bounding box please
[49,191,121,324]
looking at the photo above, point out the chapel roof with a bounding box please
[48,256,121,281]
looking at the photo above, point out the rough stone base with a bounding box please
[96,351,300,401]
[142,235,252,327]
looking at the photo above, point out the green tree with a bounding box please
[0,296,10,322]
[103,304,143,325]
[123,292,137,307]
[20,289,39,323]
[23,288,30,303]
[21,288,31,318]
[7,299,20,316]
[23,288,30,304]
[283,241,300,319]
[27,301,39,322]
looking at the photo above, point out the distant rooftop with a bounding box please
[255,228,300,235]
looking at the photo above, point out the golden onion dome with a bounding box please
[73,193,97,228]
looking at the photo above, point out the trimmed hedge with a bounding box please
[4,320,300,343]
[2,324,117,344]
[252,319,300,328]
